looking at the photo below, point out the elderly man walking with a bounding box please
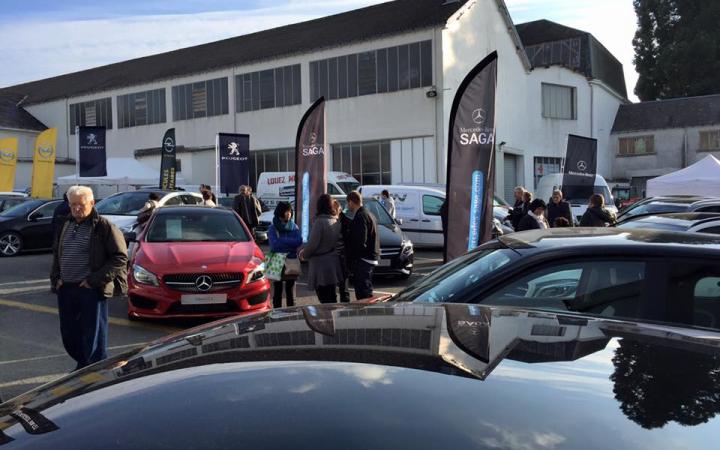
[51,186,128,371]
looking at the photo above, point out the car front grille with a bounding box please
[163,273,244,293]
[380,247,401,258]
[167,302,239,314]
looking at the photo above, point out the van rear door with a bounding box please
[419,194,445,246]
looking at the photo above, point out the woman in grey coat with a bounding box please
[299,194,345,303]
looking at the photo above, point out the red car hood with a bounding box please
[136,241,258,273]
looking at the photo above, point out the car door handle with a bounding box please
[421,219,431,223]
[409,219,419,222]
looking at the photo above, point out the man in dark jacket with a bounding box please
[517,199,549,231]
[50,186,128,371]
[345,191,380,300]
[547,189,574,227]
[506,186,527,230]
[580,194,617,227]
[233,185,262,238]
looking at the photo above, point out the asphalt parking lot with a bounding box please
[0,246,443,401]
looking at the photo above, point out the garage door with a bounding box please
[503,154,518,203]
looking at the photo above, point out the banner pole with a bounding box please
[215,134,220,197]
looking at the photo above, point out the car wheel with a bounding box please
[398,269,413,280]
[0,232,23,257]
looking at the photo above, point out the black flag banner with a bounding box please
[159,128,177,190]
[444,52,498,263]
[295,97,327,243]
[218,133,250,195]
[78,126,107,177]
[562,134,597,202]
[9,407,59,435]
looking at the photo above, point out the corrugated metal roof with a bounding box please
[612,94,720,133]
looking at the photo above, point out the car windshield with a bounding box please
[619,202,689,219]
[146,210,250,242]
[393,247,517,303]
[96,192,161,216]
[336,181,360,194]
[0,200,44,217]
[565,186,613,204]
[363,199,395,226]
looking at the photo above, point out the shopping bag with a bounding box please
[284,258,301,278]
[265,252,287,281]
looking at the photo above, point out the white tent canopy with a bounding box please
[56,158,185,186]
[646,155,720,197]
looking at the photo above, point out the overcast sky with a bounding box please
[0,0,639,100]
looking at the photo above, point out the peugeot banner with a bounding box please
[78,126,107,177]
[562,134,597,201]
[9,407,59,435]
[444,52,498,263]
[217,133,250,195]
[159,128,177,190]
[294,97,327,243]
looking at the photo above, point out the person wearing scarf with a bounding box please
[517,199,549,231]
[267,202,302,308]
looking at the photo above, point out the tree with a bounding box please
[632,0,720,101]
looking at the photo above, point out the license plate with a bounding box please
[180,293,228,305]
[379,259,392,267]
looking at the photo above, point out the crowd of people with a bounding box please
[507,186,616,231]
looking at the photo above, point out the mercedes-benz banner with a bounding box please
[78,126,107,177]
[159,128,177,190]
[444,52,498,263]
[218,133,250,195]
[562,134,598,202]
[294,97,327,243]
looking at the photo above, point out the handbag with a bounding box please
[284,258,301,278]
[265,252,287,281]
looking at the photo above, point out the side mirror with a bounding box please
[28,212,41,221]
[395,218,403,226]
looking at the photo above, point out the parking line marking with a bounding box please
[0,343,147,366]
[0,279,49,287]
[0,373,66,389]
[0,286,50,295]
[0,299,179,334]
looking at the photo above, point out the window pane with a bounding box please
[206,79,215,115]
[342,145,352,173]
[388,46,399,92]
[420,40,433,86]
[422,195,444,215]
[275,68,285,108]
[221,77,229,114]
[409,42,421,89]
[381,141,391,173]
[338,56,348,98]
[243,74,252,111]
[265,151,279,172]
[352,144,361,180]
[283,65,293,106]
[377,48,388,93]
[292,64,302,105]
[278,151,287,171]
[363,174,380,185]
[318,59,328,100]
[382,172,392,185]
[251,72,260,110]
[185,84,193,119]
[192,82,206,118]
[348,54,358,97]
[259,70,275,109]
[358,51,376,96]
[310,61,319,102]
[287,150,295,171]
[333,146,342,171]
[328,57,338,100]
[362,143,380,173]
[398,45,409,90]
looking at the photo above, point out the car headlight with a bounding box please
[248,258,266,283]
[401,240,413,256]
[133,264,159,286]
[120,224,134,233]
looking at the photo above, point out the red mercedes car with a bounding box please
[127,205,271,319]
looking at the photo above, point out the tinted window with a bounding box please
[697,226,720,235]
[0,198,26,212]
[422,195,443,216]
[96,192,160,215]
[146,211,249,242]
[695,205,720,213]
[181,195,201,205]
[621,202,689,219]
[482,261,646,318]
[164,196,182,206]
[327,184,342,195]
[667,264,720,330]
[0,200,44,217]
[364,200,394,226]
[33,201,60,219]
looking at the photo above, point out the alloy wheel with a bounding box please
[0,233,22,256]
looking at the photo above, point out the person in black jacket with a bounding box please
[335,199,352,303]
[345,191,380,300]
[517,199,549,231]
[506,186,526,230]
[580,194,617,227]
[547,189,574,227]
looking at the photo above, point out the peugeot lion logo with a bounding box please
[163,137,175,153]
[86,133,98,145]
[577,160,588,171]
[38,146,54,159]
[228,142,240,156]
[195,275,213,292]
[0,150,14,162]
[471,108,486,125]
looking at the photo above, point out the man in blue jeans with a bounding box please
[345,191,380,300]
[51,186,127,371]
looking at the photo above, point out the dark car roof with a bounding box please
[1,303,719,448]
[499,228,720,252]
[619,212,720,226]
[639,196,719,205]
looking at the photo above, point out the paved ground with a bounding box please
[0,247,443,401]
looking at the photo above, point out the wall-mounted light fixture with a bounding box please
[426,86,438,98]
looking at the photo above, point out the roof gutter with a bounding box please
[493,0,532,72]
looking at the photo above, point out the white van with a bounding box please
[359,185,445,247]
[256,171,359,208]
[535,173,618,224]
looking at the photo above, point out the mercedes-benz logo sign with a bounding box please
[577,160,588,171]
[195,275,213,292]
[471,108,486,125]
[163,137,175,153]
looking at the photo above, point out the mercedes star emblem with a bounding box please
[195,275,213,292]
[577,160,588,171]
[471,108,486,125]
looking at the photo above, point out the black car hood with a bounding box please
[378,222,404,246]
[2,304,719,449]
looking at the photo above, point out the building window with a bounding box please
[117,88,166,128]
[541,83,576,120]
[332,140,391,185]
[534,156,564,189]
[236,64,301,112]
[310,40,432,102]
[700,130,720,151]
[619,136,655,156]
[249,148,295,189]
[172,77,228,121]
[69,98,112,134]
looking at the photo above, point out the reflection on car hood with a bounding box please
[136,241,256,271]
[101,215,137,230]
[2,304,719,449]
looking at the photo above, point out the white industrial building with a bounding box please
[0,0,628,201]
